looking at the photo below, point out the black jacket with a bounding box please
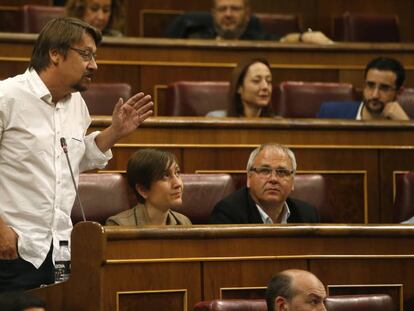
[165,12,279,40]
[209,187,320,224]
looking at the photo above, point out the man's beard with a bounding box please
[219,28,243,39]
[363,99,385,115]
[72,82,88,92]
[215,21,248,39]
[72,71,94,92]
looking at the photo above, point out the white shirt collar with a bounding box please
[256,202,291,224]
[27,68,71,106]
[355,102,364,120]
[27,68,53,104]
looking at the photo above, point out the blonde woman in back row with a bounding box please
[66,0,125,36]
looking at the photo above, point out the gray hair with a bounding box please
[246,143,297,172]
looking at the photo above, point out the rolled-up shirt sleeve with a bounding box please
[80,131,113,172]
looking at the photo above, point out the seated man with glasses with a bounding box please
[209,143,319,224]
[317,57,409,120]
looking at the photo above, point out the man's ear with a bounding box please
[275,296,288,311]
[49,49,61,66]
[136,184,149,200]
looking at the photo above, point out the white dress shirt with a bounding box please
[0,69,112,268]
[355,102,363,120]
[256,202,291,224]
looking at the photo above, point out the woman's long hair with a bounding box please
[227,57,274,117]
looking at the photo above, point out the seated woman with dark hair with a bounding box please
[106,149,191,226]
[65,0,125,36]
[207,57,274,117]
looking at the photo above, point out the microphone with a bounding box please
[60,137,86,222]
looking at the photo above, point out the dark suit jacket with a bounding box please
[165,11,278,40]
[209,187,320,224]
[317,101,361,119]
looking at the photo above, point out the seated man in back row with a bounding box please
[166,0,332,44]
[210,143,320,224]
[317,57,410,120]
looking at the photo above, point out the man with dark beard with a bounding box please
[166,0,332,44]
[318,57,409,120]
[0,17,153,292]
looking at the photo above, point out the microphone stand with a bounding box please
[60,137,86,222]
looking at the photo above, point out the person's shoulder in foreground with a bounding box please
[0,291,46,311]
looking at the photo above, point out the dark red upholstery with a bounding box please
[193,295,393,311]
[325,294,394,311]
[21,5,65,34]
[71,173,131,225]
[193,299,267,311]
[256,13,301,37]
[72,173,235,225]
[290,174,332,222]
[173,174,236,224]
[333,12,400,42]
[393,171,414,223]
[398,88,414,119]
[165,81,230,116]
[277,81,355,118]
[81,83,132,115]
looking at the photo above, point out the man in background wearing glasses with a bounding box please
[318,57,409,120]
[209,143,319,224]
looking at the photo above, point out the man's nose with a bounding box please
[88,57,98,70]
[97,9,105,19]
[268,170,281,181]
[224,7,233,15]
[371,87,380,98]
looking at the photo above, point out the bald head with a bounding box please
[266,269,327,311]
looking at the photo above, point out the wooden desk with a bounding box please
[90,116,414,223]
[31,222,414,311]
[2,34,414,114]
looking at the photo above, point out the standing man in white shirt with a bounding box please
[0,17,153,292]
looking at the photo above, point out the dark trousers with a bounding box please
[0,246,54,294]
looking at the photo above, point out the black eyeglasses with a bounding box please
[365,81,396,93]
[250,167,295,178]
[70,47,97,62]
